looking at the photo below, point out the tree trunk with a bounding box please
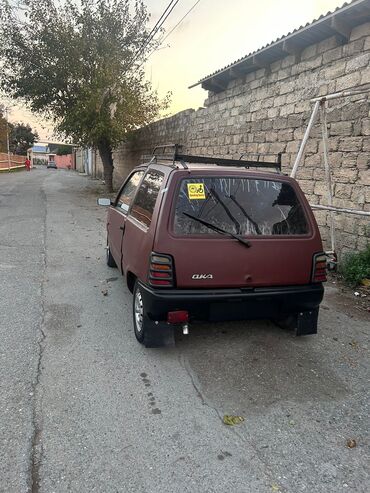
[98,140,114,192]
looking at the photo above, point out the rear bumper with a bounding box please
[139,283,324,322]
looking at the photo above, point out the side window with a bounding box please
[116,171,144,213]
[130,171,164,227]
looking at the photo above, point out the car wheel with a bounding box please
[132,282,174,348]
[106,242,117,268]
[133,282,145,343]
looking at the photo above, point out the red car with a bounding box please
[98,147,326,347]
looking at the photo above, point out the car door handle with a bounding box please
[120,226,125,231]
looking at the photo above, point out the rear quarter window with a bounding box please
[130,170,164,227]
[174,177,309,236]
[116,171,144,212]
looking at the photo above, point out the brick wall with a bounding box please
[55,154,73,169]
[0,152,25,169]
[104,21,370,256]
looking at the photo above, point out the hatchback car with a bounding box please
[98,148,326,347]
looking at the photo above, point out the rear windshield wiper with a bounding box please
[229,194,261,235]
[209,188,241,234]
[183,212,251,248]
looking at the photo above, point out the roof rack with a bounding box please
[151,144,188,169]
[151,144,282,171]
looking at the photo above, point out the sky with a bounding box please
[4,0,346,140]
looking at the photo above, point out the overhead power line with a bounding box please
[139,0,178,54]
[161,0,202,45]
[131,0,181,66]
[141,0,202,65]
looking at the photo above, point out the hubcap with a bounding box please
[134,289,144,333]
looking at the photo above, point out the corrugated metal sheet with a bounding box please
[190,0,370,92]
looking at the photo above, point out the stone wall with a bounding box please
[105,21,370,256]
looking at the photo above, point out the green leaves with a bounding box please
[9,123,39,155]
[340,246,370,287]
[0,0,169,150]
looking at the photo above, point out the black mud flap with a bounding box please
[295,308,319,336]
[143,318,175,348]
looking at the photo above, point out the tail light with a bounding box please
[148,253,174,287]
[312,253,327,283]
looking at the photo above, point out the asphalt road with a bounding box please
[0,168,369,493]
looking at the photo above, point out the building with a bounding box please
[28,144,50,166]
[74,147,101,177]
[28,142,75,168]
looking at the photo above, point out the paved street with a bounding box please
[0,168,369,493]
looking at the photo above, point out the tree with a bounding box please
[55,145,73,156]
[0,0,169,190]
[9,123,39,155]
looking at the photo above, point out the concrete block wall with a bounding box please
[108,21,370,256]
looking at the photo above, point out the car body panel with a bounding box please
[108,164,173,280]
[107,207,126,271]
[153,169,323,288]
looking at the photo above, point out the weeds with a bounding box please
[339,245,370,287]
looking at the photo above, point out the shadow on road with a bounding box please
[174,320,348,415]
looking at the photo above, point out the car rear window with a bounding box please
[174,177,309,236]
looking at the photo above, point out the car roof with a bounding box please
[135,160,294,183]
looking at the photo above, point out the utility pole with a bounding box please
[5,107,11,172]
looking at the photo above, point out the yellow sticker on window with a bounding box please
[187,183,206,200]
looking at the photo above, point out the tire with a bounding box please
[133,282,145,344]
[106,242,117,268]
[132,282,174,348]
